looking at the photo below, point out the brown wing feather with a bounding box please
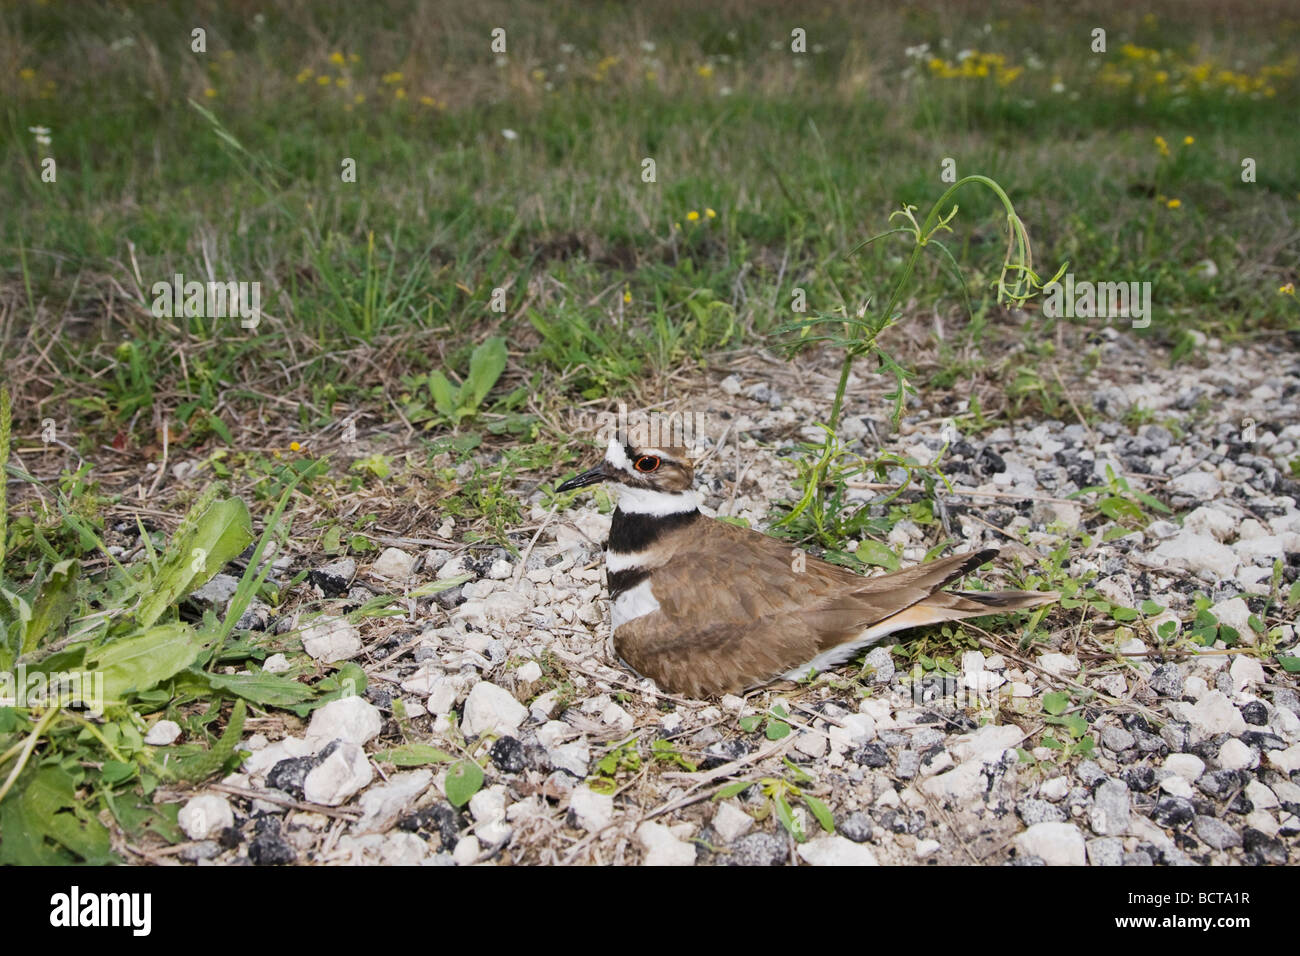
[613,520,1007,696]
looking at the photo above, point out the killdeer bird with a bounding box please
[556,440,1058,697]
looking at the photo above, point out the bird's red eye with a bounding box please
[634,455,661,473]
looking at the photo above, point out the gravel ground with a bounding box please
[166,329,1299,865]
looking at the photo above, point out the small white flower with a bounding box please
[640,41,655,52]
[1051,81,1066,93]
[559,43,575,54]
[956,49,974,61]
[501,129,518,140]
[719,85,733,96]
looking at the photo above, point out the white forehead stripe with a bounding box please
[604,438,634,474]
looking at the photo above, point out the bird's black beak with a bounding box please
[556,462,612,493]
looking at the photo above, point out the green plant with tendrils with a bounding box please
[774,175,1066,545]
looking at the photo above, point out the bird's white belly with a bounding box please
[781,618,903,681]
[610,579,660,629]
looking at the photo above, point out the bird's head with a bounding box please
[556,439,695,495]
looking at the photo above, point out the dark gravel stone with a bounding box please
[1124,766,1157,792]
[248,816,296,866]
[838,811,874,843]
[433,585,466,609]
[1193,815,1242,850]
[853,743,889,768]
[976,448,1006,475]
[1134,732,1168,755]
[878,731,909,748]
[1226,792,1254,815]
[1124,850,1154,866]
[1240,701,1268,726]
[308,565,352,597]
[489,735,527,774]
[1197,769,1243,800]
[266,755,320,797]
[1240,731,1286,752]
[1185,737,1221,761]
[1159,723,1189,753]
[1122,713,1153,734]
[1101,727,1136,752]
[1017,799,1066,826]
[218,826,243,849]
[699,737,753,771]
[1241,827,1288,864]
[1077,760,1107,789]
[1148,664,1184,698]
[896,750,921,780]
[1152,797,1196,828]
[725,832,788,866]
[399,803,465,851]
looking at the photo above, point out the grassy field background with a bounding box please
[1,0,1299,862]
[5,0,1299,463]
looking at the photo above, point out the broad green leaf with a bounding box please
[738,715,761,733]
[286,662,368,718]
[427,370,459,419]
[372,744,456,766]
[1111,606,1139,622]
[22,559,79,655]
[0,766,115,865]
[854,539,900,571]
[1140,599,1165,616]
[712,780,753,800]
[1289,580,1300,606]
[196,669,315,707]
[136,498,253,629]
[444,759,484,807]
[766,719,791,740]
[1277,656,1300,673]
[773,790,801,841]
[1042,691,1070,715]
[462,336,508,412]
[804,794,835,833]
[87,622,205,702]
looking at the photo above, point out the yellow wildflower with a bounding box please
[353,93,365,104]
[19,68,36,81]
[204,87,217,98]
[394,87,407,100]
[1183,135,1194,145]
[335,76,349,87]
[329,52,346,66]
[1280,283,1295,296]
[1166,198,1182,209]
[705,208,717,219]
[696,65,713,78]
[686,210,700,222]
[382,71,403,85]
[623,288,632,304]
[296,67,314,83]
[317,75,331,86]
[419,95,435,106]
[290,442,301,452]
